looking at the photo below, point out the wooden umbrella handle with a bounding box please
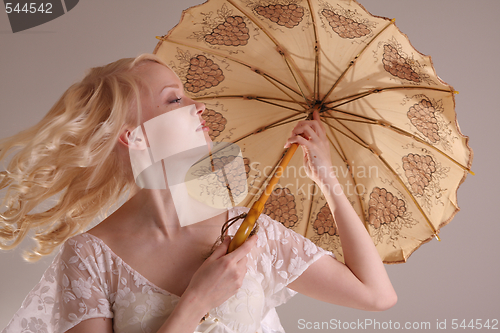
[228,142,300,253]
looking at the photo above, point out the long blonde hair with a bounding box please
[0,54,168,261]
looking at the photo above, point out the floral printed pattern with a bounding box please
[368,187,406,228]
[204,16,250,46]
[321,9,371,39]
[402,153,436,196]
[201,108,228,141]
[185,55,225,94]
[255,3,305,28]
[382,44,421,83]
[407,99,440,143]
[262,187,298,228]
[3,207,333,333]
[313,203,338,236]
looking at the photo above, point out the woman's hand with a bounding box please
[182,234,258,315]
[284,110,334,187]
[157,235,257,333]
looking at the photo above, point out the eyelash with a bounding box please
[170,97,182,104]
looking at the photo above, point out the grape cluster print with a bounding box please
[382,44,421,83]
[407,99,440,143]
[211,156,250,197]
[205,16,250,46]
[255,4,304,28]
[313,203,337,236]
[402,154,436,196]
[262,187,298,228]
[201,109,227,141]
[321,9,370,39]
[185,55,225,93]
[368,187,406,228]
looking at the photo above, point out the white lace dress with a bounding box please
[3,207,334,333]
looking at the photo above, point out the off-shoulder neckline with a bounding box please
[76,207,246,299]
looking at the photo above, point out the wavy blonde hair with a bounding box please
[0,54,168,261]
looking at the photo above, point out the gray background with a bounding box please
[1,1,498,332]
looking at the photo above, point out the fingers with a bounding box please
[284,112,326,148]
[226,234,257,261]
[208,236,231,261]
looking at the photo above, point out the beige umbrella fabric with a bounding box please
[153,0,473,263]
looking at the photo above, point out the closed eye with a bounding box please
[170,97,182,104]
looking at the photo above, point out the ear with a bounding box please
[118,126,148,150]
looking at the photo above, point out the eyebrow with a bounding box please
[160,84,180,94]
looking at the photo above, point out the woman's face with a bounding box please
[136,61,208,133]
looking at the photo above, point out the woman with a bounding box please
[1,54,396,333]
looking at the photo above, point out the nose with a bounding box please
[196,101,205,115]
[190,99,206,116]
[191,96,205,116]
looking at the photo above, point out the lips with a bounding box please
[196,120,209,132]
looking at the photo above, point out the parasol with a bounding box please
[153,0,473,263]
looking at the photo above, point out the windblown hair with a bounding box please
[0,53,168,261]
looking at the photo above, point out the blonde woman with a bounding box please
[1,54,396,333]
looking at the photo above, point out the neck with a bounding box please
[128,184,229,238]
[130,187,181,233]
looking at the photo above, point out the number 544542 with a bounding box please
[5,3,53,14]
[451,319,498,330]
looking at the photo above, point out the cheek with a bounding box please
[141,103,168,123]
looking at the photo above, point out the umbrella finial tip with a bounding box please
[391,18,396,23]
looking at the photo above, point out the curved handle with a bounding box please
[228,143,299,253]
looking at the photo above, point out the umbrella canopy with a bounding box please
[153,0,473,263]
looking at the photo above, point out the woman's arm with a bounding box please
[284,111,397,311]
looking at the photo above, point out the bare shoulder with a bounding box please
[86,203,137,246]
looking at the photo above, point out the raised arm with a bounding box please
[284,110,397,311]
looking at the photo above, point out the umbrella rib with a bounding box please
[325,117,376,125]
[376,154,439,238]
[194,95,307,107]
[230,113,308,146]
[259,73,307,104]
[324,117,438,238]
[266,116,306,130]
[322,110,377,125]
[325,86,454,108]
[379,122,473,174]
[321,19,395,104]
[254,98,306,113]
[324,119,347,161]
[306,0,321,101]
[226,0,313,99]
[329,111,473,174]
[321,118,370,150]
[245,139,310,210]
[161,38,304,99]
[323,115,387,228]
[324,112,370,148]
[245,156,284,208]
[199,94,306,113]
[324,123,368,228]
